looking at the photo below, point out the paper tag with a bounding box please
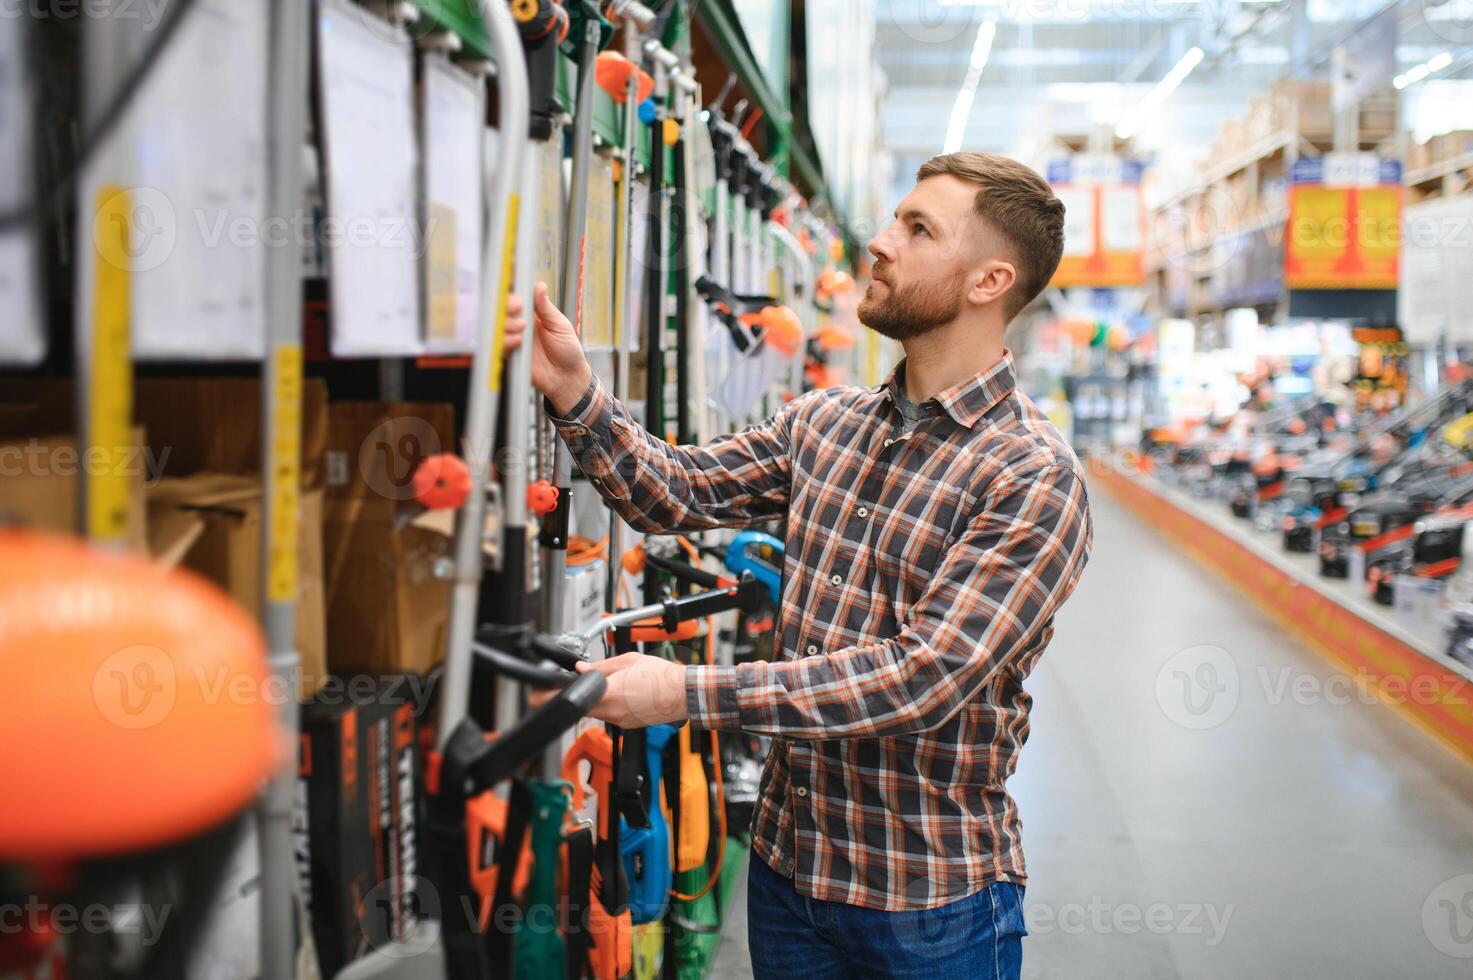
[426,202,457,341]
[326,450,350,487]
[581,157,615,349]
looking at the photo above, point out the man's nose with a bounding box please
[868,227,895,263]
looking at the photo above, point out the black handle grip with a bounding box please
[528,633,586,671]
[458,671,608,791]
[646,552,721,589]
[474,643,572,689]
[665,584,744,622]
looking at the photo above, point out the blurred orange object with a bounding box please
[755,305,803,356]
[816,269,854,298]
[815,322,856,352]
[0,528,278,860]
[595,51,653,104]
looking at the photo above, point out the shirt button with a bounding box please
[830,574,842,586]
[856,506,868,518]
[883,438,895,447]
[795,786,808,798]
[805,644,818,655]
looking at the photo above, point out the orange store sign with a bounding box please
[1047,156,1147,288]
[1284,155,1402,290]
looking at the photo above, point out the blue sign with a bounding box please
[1290,158,1324,184]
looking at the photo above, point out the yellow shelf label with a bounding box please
[87,186,134,544]
[267,344,303,603]
[490,193,520,394]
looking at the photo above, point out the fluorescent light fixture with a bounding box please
[1397,50,1456,91]
[942,19,997,154]
[1115,46,1203,140]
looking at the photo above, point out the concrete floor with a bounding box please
[711,489,1473,977]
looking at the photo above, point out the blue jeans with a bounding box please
[746,854,1026,980]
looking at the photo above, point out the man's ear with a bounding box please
[968,259,1017,308]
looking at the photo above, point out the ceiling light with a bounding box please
[942,19,997,154]
[1428,51,1454,72]
[1115,46,1204,141]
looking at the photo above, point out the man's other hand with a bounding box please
[504,281,594,415]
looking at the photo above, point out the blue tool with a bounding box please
[725,531,783,607]
[619,723,676,924]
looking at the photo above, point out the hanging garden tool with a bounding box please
[693,275,803,358]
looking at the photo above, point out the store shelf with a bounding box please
[1147,208,1289,273]
[1156,131,1297,211]
[1094,466,1473,765]
[1405,151,1473,187]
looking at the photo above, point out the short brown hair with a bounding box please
[915,152,1064,321]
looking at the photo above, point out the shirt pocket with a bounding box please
[883,486,969,602]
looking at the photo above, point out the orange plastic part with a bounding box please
[815,322,856,352]
[563,728,632,979]
[816,269,853,298]
[412,453,473,511]
[621,543,646,576]
[527,480,560,516]
[662,723,709,872]
[563,727,615,836]
[595,51,654,105]
[467,790,534,931]
[627,617,701,644]
[0,529,278,861]
[755,305,803,356]
[586,879,634,980]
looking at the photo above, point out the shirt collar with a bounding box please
[878,350,1017,429]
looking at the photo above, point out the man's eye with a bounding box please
[913,223,927,236]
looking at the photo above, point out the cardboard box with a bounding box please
[1433,130,1473,165]
[147,474,328,696]
[0,422,149,554]
[134,378,329,489]
[133,378,330,694]
[323,403,455,676]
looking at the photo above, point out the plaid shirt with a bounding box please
[548,351,1092,910]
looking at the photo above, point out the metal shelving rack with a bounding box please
[24,0,854,975]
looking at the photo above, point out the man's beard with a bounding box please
[857,265,967,341]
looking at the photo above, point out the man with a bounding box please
[505,152,1092,979]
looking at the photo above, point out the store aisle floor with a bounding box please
[711,487,1473,978]
[1011,487,1473,978]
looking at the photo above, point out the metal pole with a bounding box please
[257,0,310,971]
[436,0,530,749]
[711,143,730,437]
[77,0,136,553]
[493,105,542,743]
[542,5,600,777]
[606,16,648,616]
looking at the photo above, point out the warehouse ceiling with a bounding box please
[873,0,1473,203]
